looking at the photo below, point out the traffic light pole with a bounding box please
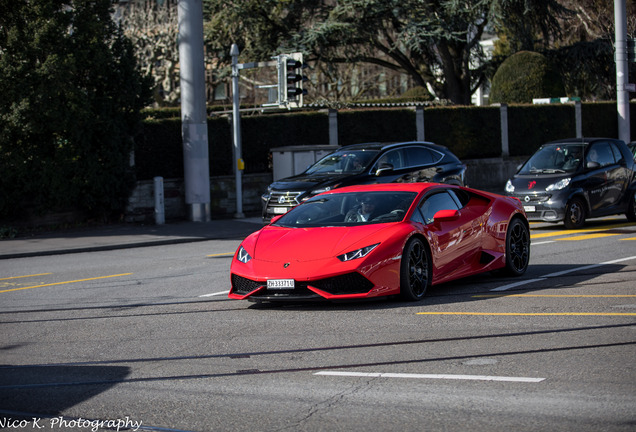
[230,44,245,218]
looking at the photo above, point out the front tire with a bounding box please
[564,198,586,229]
[400,237,431,301]
[503,218,530,276]
[626,190,636,222]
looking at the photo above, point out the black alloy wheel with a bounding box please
[504,218,530,276]
[400,237,430,301]
[564,198,586,229]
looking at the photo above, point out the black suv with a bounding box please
[261,141,466,221]
[505,138,636,228]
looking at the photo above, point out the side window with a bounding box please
[404,147,439,167]
[587,143,615,167]
[448,189,469,209]
[610,143,624,164]
[376,149,404,170]
[419,191,460,224]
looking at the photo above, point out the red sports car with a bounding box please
[229,183,530,302]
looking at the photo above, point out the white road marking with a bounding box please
[315,371,545,383]
[199,290,229,297]
[491,255,636,292]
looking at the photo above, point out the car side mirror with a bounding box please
[375,163,394,176]
[433,209,460,222]
[586,161,600,169]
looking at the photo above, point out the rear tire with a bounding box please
[564,198,586,229]
[400,237,431,301]
[503,218,530,276]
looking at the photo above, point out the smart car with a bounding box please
[505,138,636,229]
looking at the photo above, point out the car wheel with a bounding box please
[564,198,586,229]
[400,237,431,301]
[503,217,530,276]
[627,190,636,222]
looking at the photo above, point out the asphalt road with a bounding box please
[1,217,635,431]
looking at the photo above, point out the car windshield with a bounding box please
[272,191,417,227]
[519,144,585,174]
[305,150,379,175]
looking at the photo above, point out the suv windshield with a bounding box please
[305,150,379,175]
[519,144,585,174]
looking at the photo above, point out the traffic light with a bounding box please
[277,52,308,109]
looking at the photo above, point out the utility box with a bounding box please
[271,145,339,180]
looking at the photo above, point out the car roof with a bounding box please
[545,137,625,146]
[339,141,449,152]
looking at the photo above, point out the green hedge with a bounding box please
[134,102,636,181]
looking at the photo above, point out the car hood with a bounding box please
[253,224,394,261]
[510,173,571,193]
[270,173,353,192]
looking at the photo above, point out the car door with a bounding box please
[415,189,479,280]
[584,141,622,213]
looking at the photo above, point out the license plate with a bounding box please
[523,205,536,212]
[272,207,289,214]
[267,279,295,289]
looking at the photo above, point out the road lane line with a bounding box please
[206,252,234,257]
[491,255,636,292]
[474,294,636,298]
[557,233,620,241]
[315,371,546,383]
[199,290,229,297]
[0,273,52,281]
[416,312,636,316]
[0,273,133,293]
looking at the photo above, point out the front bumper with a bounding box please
[508,191,568,223]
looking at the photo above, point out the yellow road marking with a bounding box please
[530,222,636,239]
[557,233,620,241]
[206,252,234,257]
[0,273,52,281]
[0,273,133,293]
[474,294,636,298]
[416,312,636,316]
[621,237,636,241]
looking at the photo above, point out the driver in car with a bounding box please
[345,195,380,222]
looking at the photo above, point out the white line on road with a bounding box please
[315,371,545,383]
[199,290,229,297]
[491,255,636,292]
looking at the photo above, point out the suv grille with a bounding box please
[265,191,303,216]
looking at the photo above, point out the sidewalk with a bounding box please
[0,217,264,260]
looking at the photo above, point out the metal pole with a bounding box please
[231,44,244,218]
[177,0,210,222]
[615,0,631,143]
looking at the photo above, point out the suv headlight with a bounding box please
[546,178,570,191]
[505,180,515,193]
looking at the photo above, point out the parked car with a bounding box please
[261,141,467,221]
[505,138,636,229]
[231,183,529,303]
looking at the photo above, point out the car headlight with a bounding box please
[546,178,570,191]
[236,246,252,263]
[505,180,515,193]
[337,243,379,262]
